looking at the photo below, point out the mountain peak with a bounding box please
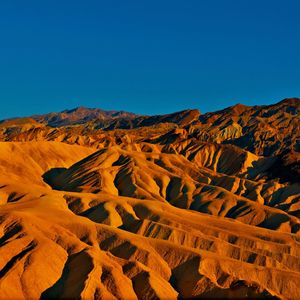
[276,97,300,106]
[63,106,98,113]
[31,107,138,127]
[229,103,250,115]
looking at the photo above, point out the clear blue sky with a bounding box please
[1,0,300,118]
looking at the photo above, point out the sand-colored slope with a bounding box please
[0,188,300,299]
[43,145,300,234]
[0,141,95,187]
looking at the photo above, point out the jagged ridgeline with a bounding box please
[0,98,299,299]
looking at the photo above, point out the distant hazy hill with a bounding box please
[31,106,139,127]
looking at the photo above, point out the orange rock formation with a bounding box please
[0,98,299,299]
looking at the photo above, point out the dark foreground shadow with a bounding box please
[188,281,279,299]
[42,167,67,190]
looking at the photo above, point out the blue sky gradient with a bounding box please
[0,0,300,118]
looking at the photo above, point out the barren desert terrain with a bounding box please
[0,98,299,299]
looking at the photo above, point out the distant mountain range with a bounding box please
[0,98,299,183]
[31,106,139,127]
[1,97,299,133]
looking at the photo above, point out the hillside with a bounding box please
[0,98,299,299]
